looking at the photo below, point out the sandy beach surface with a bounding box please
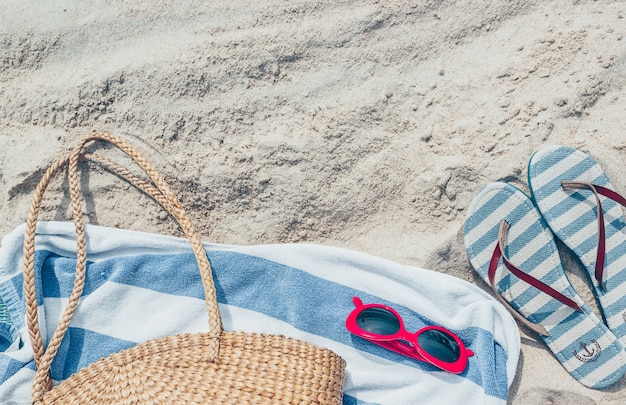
[1,1,625,403]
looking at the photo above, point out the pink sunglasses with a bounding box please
[346,297,475,374]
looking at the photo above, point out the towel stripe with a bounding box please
[33,249,509,398]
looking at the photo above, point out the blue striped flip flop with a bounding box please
[464,182,626,389]
[529,146,626,349]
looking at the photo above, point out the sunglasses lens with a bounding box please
[356,307,401,335]
[417,329,461,363]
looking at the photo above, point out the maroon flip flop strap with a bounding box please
[487,220,583,337]
[561,180,626,292]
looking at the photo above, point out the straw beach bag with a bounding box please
[22,132,346,404]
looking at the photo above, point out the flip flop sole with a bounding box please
[464,182,626,389]
[529,146,626,348]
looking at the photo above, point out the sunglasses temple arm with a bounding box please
[373,340,428,362]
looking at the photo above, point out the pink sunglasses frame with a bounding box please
[346,297,474,374]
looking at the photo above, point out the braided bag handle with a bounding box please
[22,132,223,402]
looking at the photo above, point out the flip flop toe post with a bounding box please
[529,146,626,348]
[464,182,626,389]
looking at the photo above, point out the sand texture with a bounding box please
[1,1,625,403]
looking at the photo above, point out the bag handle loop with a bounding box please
[23,132,222,402]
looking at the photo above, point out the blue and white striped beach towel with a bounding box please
[0,221,520,404]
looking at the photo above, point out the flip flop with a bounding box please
[528,146,626,349]
[464,182,626,389]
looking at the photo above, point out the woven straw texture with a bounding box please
[22,132,346,404]
[42,332,346,404]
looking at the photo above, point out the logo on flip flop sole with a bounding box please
[574,340,601,363]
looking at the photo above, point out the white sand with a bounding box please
[1,1,625,403]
